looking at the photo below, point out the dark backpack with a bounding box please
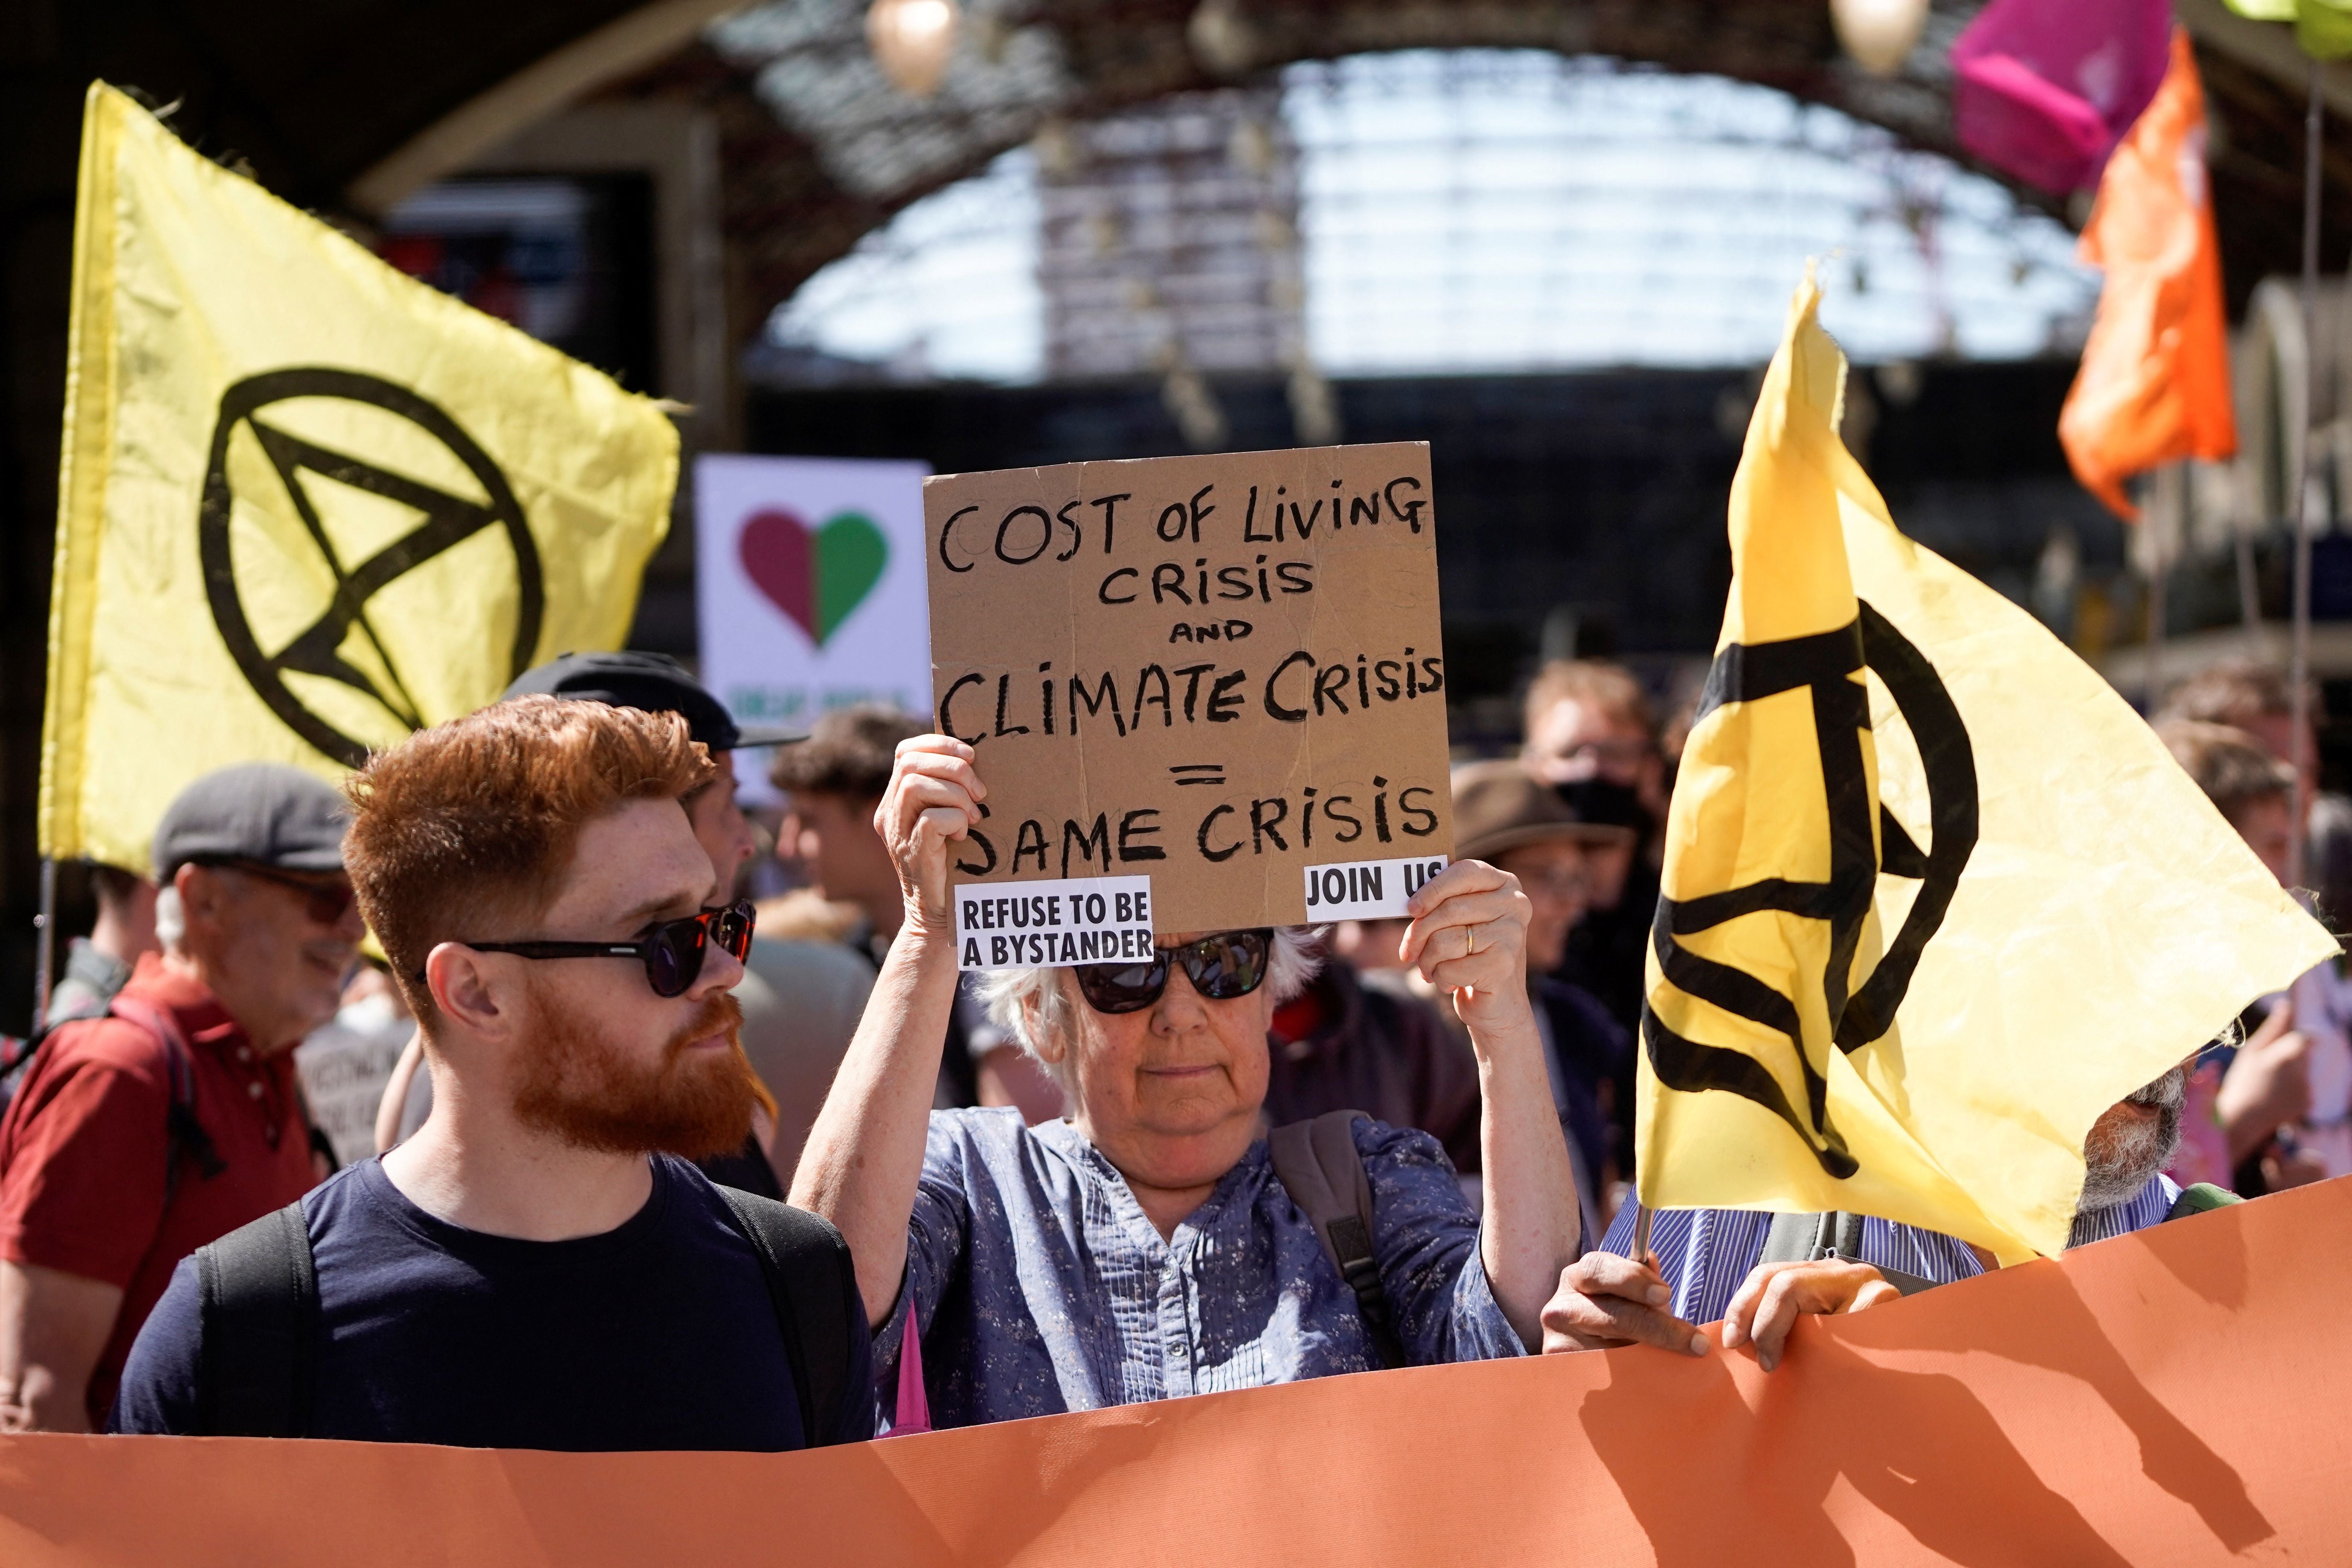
[1267,1109,1407,1369]
[0,997,225,1200]
[187,1181,861,1442]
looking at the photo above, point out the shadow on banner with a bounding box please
[0,1181,2343,1566]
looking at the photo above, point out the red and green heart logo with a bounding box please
[738,508,890,646]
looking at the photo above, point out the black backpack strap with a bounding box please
[1760,1211,1830,1267]
[192,1200,317,1437]
[1757,1209,1938,1297]
[715,1185,860,1447]
[105,996,225,1199]
[1268,1109,1407,1369]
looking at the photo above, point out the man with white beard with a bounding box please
[1539,1062,2206,1369]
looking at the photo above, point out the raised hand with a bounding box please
[2217,999,2313,1164]
[1398,859,1536,1039]
[872,736,986,937]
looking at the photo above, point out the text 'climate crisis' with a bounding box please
[937,649,1445,744]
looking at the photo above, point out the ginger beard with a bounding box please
[510,974,756,1158]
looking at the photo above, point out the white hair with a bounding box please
[975,927,1324,1092]
[153,884,185,954]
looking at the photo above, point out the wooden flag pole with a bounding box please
[2289,59,2324,891]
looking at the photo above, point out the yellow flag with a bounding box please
[41,83,676,872]
[1638,271,2335,1261]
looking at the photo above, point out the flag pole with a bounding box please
[31,857,56,1036]
[2289,59,2323,891]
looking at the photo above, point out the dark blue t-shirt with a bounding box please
[110,1154,874,1449]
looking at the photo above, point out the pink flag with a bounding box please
[886,1311,933,1436]
[1953,0,2173,191]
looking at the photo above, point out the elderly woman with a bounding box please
[790,737,1580,1428]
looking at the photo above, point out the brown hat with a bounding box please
[1449,760,1635,862]
[767,704,925,798]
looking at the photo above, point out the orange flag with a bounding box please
[2057,28,2237,521]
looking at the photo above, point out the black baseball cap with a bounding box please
[502,651,805,750]
[152,763,351,881]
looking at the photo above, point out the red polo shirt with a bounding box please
[0,954,315,1425]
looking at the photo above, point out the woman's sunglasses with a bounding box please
[1072,929,1275,1015]
[456,901,757,998]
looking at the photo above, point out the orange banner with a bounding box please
[3,1179,2348,1566]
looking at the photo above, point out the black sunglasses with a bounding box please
[456,901,756,998]
[1073,929,1275,1015]
[214,862,357,926]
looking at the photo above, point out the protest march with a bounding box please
[3,3,2352,1563]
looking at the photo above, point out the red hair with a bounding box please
[344,696,714,1015]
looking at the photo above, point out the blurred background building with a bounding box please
[6,0,2352,1022]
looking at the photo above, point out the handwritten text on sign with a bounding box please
[925,444,1455,933]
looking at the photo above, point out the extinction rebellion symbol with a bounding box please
[1640,604,1979,1179]
[198,369,544,769]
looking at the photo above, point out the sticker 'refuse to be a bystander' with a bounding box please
[956,875,1155,971]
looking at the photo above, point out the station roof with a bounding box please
[59,0,2352,343]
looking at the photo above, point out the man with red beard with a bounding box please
[109,699,873,1448]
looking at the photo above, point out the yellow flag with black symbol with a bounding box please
[1638,271,2335,1262]
[41,83,675,872]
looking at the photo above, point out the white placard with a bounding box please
[695,454,932,803]
[1301,856,1448,920]
[957,876,1156,970]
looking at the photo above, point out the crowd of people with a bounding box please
[0,648,2332,1448]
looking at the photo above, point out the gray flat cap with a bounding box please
[152,763,351,881]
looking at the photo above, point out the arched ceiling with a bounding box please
[566,0,2352,347]
[36,0,2348,349]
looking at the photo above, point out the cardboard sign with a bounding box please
[696,454,931,804]
[925,443,1452,943]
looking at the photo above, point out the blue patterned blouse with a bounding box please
[876,1108,1525,1430]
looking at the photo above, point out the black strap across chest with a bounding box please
[195,1201,317,1437]
[1267,1109,1408,1369]
[712,1184,860,1447]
